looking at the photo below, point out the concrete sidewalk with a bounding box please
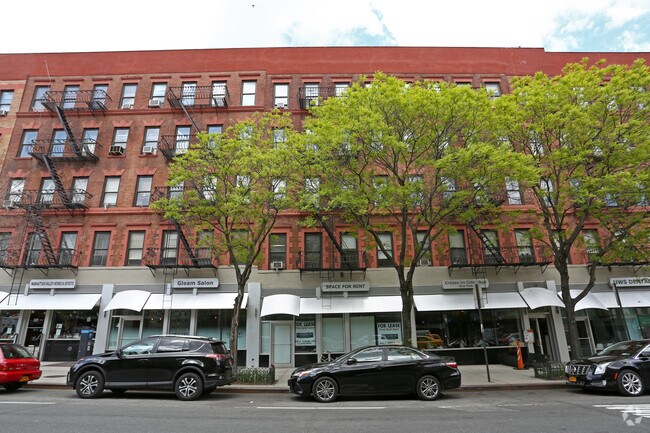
[30,361,566,392]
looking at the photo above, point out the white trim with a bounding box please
[414,294,475,311]
[300,296,402,315]
[143,293,247,310]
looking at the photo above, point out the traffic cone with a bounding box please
[515,340,525,370]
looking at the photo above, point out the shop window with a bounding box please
[47,308,98,340]
[142,310,164,338]
[295,316,316,354]
[168,310,191,335]
[90,231,111,266]
[0,310,19,339]
[126,231,145,266]
[322,315,344,356]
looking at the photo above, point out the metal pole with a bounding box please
[612,282,630,339]
[475,282,491,382]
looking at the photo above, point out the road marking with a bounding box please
[0,402,57,405]
[594,404,650,418]
[256,406,386,410]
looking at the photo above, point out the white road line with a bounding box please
[0,402,57,405]
[256,406,386,410]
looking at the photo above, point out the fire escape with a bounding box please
[165,84,230,134]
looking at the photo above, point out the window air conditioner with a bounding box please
[148,99,164,108]
[109,145,125,155]
[0,110,8,116]
[2,199,16,209]
[121,103,134,109]
[418,257,432,266]
[142,146,156,154]
[274,103,287,109]
[271,261,285,270]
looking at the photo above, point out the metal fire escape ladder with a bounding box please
[173,220,199,268]
[52,105,81,153]
[179,103,202,134]
[35,154,72,207]
[467,221,506,276]
[27,205,58,267]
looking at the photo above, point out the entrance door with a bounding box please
[529,316,554,359]
[117,317,143,348]
[270,321,293,367]
[576,318,595,357]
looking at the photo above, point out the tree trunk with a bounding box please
[400,279,414,347]
[558,266,582,360]
[229,283,246,369]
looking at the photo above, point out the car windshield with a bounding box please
[596,341,647,357]
[1,344,34,359]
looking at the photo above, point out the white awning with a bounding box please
[261,294,301,317]
[0,291,8,304]
[618,291,650,308]
[591,292,619,308]
[519,287,565,310]
[568,290,609,311]
[482,292,528,310]
[0,294,101,310]
[103,290,151,312]
[300,296,403,315]
[143,293,248,310]
[414,294,476,311]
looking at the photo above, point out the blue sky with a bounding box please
[1,0,648,53]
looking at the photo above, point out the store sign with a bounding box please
[376,322,401,344]
[442,279,488,290]
[321,282,369,292]
[610,277,650,288]
[295,320,316,346]
[172,278,219,289]
[29,279,76,289]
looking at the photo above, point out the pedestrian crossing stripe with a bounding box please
[594,404,650,426]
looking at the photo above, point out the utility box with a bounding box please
[78,328,94,359]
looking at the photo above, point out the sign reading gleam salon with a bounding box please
[321,282,370,292]
[442,279,489,290]
[29,279,76,289]
[610,277,650,288]
[172,278,219,289]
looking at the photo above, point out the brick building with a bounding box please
[0,47,648,367]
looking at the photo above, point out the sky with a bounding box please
[1,0,649,54]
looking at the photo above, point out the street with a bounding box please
[1,387,649,433]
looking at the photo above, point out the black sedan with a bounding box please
[288,345,461,403]
[565,339,650,396]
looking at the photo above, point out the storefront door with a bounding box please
[270,321,293,367]
[576,318,595,357]
[529,315,555,360]
[117,317,143,348]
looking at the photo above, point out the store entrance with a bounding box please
[116,317,143,348]
[529,314,555,360]
[269,321,293,368]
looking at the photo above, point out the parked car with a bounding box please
[67,335,236,401]
[565,339,650,396]
[288,345,461,403]
[0,342,42,391]
[417,333,444,349]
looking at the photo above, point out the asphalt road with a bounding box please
[1,387,649,433]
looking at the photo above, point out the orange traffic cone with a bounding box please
[515,340,525,370]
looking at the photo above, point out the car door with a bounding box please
[336,347,385,395]
[637,344,650,384]
[104,337,158,386]
[146,337,188,388]
[381,347,424,394]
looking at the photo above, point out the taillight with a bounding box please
[0,361,7,371]
[207,353,230,362]
[446,361,458,369]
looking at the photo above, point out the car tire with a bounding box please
[416,375,442,401]
[75,370,104,399]
[175,372,203,401]
[3,382,24,392]
[617,369,645,397]
[109,388,127,396]
[312,376,338,403]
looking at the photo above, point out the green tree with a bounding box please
[302,74,534,344]
[152,112,302,366]
[499,59,650,359]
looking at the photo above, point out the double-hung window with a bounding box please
[150,83,166,105]
[62,85,79,109]
[19,130,38,157]
[126,231,145,266]
[58,232,77,266]
[31,86,50,111]
[134,176,153,206]
[91,232,111,266]
[241,81,256,106]
[7,179,25,206]
[376,233,393,267]
[102,176,121,207]
[505,177,522,205]
[181,82,196,106]
[143,127,159,154]
[273,84,288,108]
[120,84,137,109]
[0,90,14,112]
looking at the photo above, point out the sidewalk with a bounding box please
[30,362,566,392]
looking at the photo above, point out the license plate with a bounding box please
[568,376,577,383]
[19,375,29,382]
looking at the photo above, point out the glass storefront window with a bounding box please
[47,308,98,339]
[196,309,246,350]
[0,311,20,340]
[322,315,344,354]
[295,315,316,353]
[350,313,403,349]
[169,310,191,335]
[142,310,164,337]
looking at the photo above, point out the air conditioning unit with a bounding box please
[109,145,125,155]
[418,258,432,266]
[0,110,8,116]
[148,99,164,108]
[121,103,134,109]
[2,199,16,209]
[274,103,287,109]
[270,261,285,270]
[142,146,156,154]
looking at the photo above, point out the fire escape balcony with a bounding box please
[0,248,80,271]
[167,85,230,110]
[31,139,101,162]
[159,134,200,161]
[143,247,218,270]
[296,249,369,279]
[10,189,93,211]
[42,90,111,112]
[448,244,554,275]
[298,87,337,109]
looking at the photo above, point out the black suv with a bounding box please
[67,335,236,401]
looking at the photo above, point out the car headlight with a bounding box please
[565,364,570,374]
[593,362,611,375]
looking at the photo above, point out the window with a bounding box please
[304,83,319,106]
[31,86,50,111]
[50,129,67,157]
[196,230,213,264]
[442,177,456,200]
[175,126,190,154]
[0,90,14,112]
[212,81,227,107]
[341,233,359,269]
[334,83,349,96]
[273,128,286,146]
[304,233,322,269]
[416,231,432,266]
[529,132,544,155]
[353,347,384,363]
[272,178,286,201]
[201,175,218,201]
[269,233,287,268]
[481,230,501,264]
[143,127,159,153]
[539,178,554,206]
[484,82,501,97]
[126,231,145,266]
[19,130,38,157]
[582,229,600,261]
[91,232,111,266]
[206,125,222,146]
[120,84,137,109]
[92,84,108,107]
[134,176,153,206]
[39,178,55,205]
[58,232,77,266]
[181,82,196,106]
[161,230,179,265]
[0,233,11,264]
[273,83,288,108]
[505,178,522,205]
[169,182,184,199]
[387,347,423,362]
[81,129,98,154]
[150,83,166,105]
[241,81,256,106]
[515,229,534,263]
[449,230,467,265]
[24,233,42,266]
[62,85,79,109]
[305,177,320,205]
[72,177,88,205]
[6,179,24,206]
[376,233,393,268]
[112,128,129,152]
[102,176,121,207]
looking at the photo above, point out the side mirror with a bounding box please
[346,358,357,365]
[116,348,124,359]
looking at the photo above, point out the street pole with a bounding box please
[475,282,491,382]
[612,282,631,339]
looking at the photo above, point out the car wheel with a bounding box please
[3,382,24,392]
[175,372,203,401]
[417,375,442,401]
[109,388,127,396]
[312,376,338,403]
[76,370,104,399]
[618,369,645,397]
